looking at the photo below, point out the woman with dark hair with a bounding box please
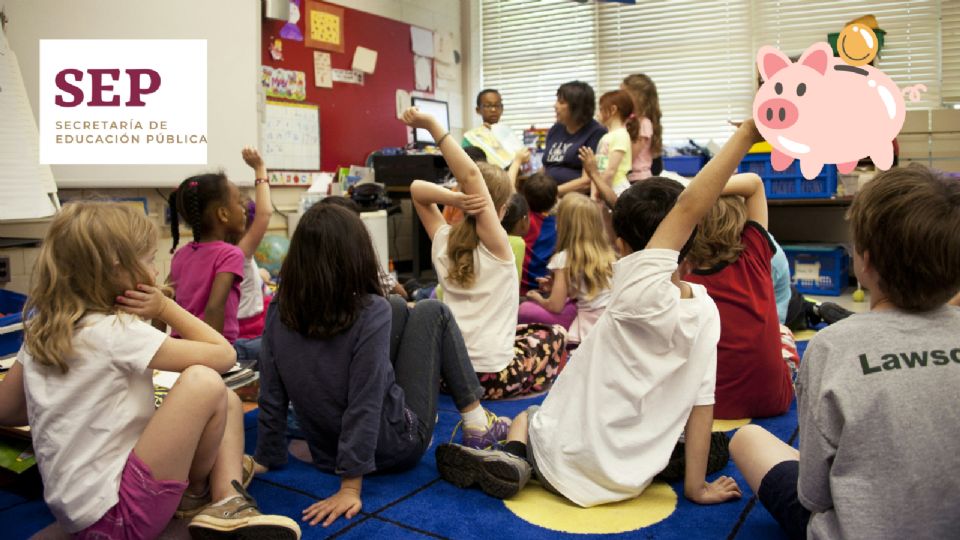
[542,81,607,196]
[253,203,509,527]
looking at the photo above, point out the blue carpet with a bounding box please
[2,380,801,539]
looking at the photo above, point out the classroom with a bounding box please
[0,1,958,539]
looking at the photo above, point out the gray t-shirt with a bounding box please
[797,306,960,539]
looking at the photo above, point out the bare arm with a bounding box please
[721,172,768,229]
[237,147,273,258]
[402,108,512,261]
[580,147,618,208]
[683,405,742,504]
[526,269,570,313]
[0,361,28,427]
[410,180,464,240]
[203,272,236,335]
[557,175,590,197]
[507,148,531,192]
[116,285,236,373]
[647,120,762,252]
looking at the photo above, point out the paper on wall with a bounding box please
[435,62,457,81]
[414,55,432,92]
[352,46,378,74]
[410,26,434,58]
[434,31,455,65]
[332,68,364,85]
[395,89,411,119]
[313,51,333,88]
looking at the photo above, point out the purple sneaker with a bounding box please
[462,410,512,449]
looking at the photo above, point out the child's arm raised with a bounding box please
[403,107,512,261]
[646,120,762,252]
[237,147,273,258]
[721,172,768,230]
[409,180,473,240]
[508,147,531,192]
[117,284,236,373]
[579,147,618,208]
[683,405,742,504]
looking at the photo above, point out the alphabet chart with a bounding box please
[260,101,320,171]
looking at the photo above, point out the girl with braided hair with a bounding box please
[168,147,263,367]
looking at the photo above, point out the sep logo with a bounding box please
[40,39,207,165]
[54,68,161,107]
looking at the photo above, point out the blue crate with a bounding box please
[0,290,27,357]
[662,155,707,176]
[782,244,848,296]
[738,153,837,199]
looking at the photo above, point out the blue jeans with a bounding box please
[234,337,261,370]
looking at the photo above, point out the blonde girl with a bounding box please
[621,73,664,182]
[403,108,567,400]
[521,193,616,343]
[0,202,298,538]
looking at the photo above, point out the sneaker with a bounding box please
[816,302,854,325]
[176,455,256,519]
[435,443,531,499]
[188,480,300,539]
[461,410,512,449]
[656,432,730,483]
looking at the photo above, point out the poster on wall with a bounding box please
[305,1,345,53]
[261,66,307,101]
[260,101,320,171]
[313,51,333,88]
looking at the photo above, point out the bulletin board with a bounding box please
[261,101,321,170]
[262,1,423,172]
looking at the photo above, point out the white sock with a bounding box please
[462,406,488,429]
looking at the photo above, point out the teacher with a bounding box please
[543,81,606,196]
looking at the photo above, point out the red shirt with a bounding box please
[686,222,793,419]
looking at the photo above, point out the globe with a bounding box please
[255,235,290,278]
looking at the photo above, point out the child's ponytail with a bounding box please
[444,162,511,288]
[168,190,180,253]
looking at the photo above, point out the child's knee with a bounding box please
[729,424,767,457]
[225,388,242,412]
[178,365,227,399]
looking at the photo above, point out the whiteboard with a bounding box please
[261,101,321,171]
[3,0,260,188]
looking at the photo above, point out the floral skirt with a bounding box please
[477,323,568,400]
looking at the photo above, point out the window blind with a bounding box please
[942,1,959,104]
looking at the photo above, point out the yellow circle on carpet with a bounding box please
[712,418,751,432]
[503,481,677,534]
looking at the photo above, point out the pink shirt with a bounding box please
[170,241,245,342]
[628,117,655,182]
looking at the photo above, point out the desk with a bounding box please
[387,186,434,279]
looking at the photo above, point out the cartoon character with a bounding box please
[269,37,284,61]
[754,42,905,179]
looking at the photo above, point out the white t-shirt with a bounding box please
[237,255,265,319]
[432,225,518,373]
[20,313,167,532]
[547,250,612,311]
[529,249,720,507]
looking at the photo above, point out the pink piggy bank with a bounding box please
[754,42,905,179]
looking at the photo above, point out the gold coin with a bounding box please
[838,24,879,66]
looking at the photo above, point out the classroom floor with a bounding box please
[0,361,812,540]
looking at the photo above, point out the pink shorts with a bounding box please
[75,451,188,540]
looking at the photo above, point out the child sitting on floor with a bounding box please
[685,173,795,419]
[0,202,298,538]
[432,119,766,506]
[519,172,559,294]
[520,193,615,342]
[167,148,264,368]
[730,164,960,540]
[501,192,531,281]
[404,107,567,400]
[253,203,509,527]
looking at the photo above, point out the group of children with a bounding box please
[0,73,958,540]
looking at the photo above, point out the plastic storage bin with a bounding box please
[662,155,707,176]
[738,153,838,199]
[782,244,848,296]
[0,290,27,357]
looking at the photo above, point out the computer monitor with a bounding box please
[411,97,450,146]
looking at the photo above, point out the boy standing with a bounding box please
[434,120,765,507]
[730,164,960,539]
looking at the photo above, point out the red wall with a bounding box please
[261,4,416,171]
